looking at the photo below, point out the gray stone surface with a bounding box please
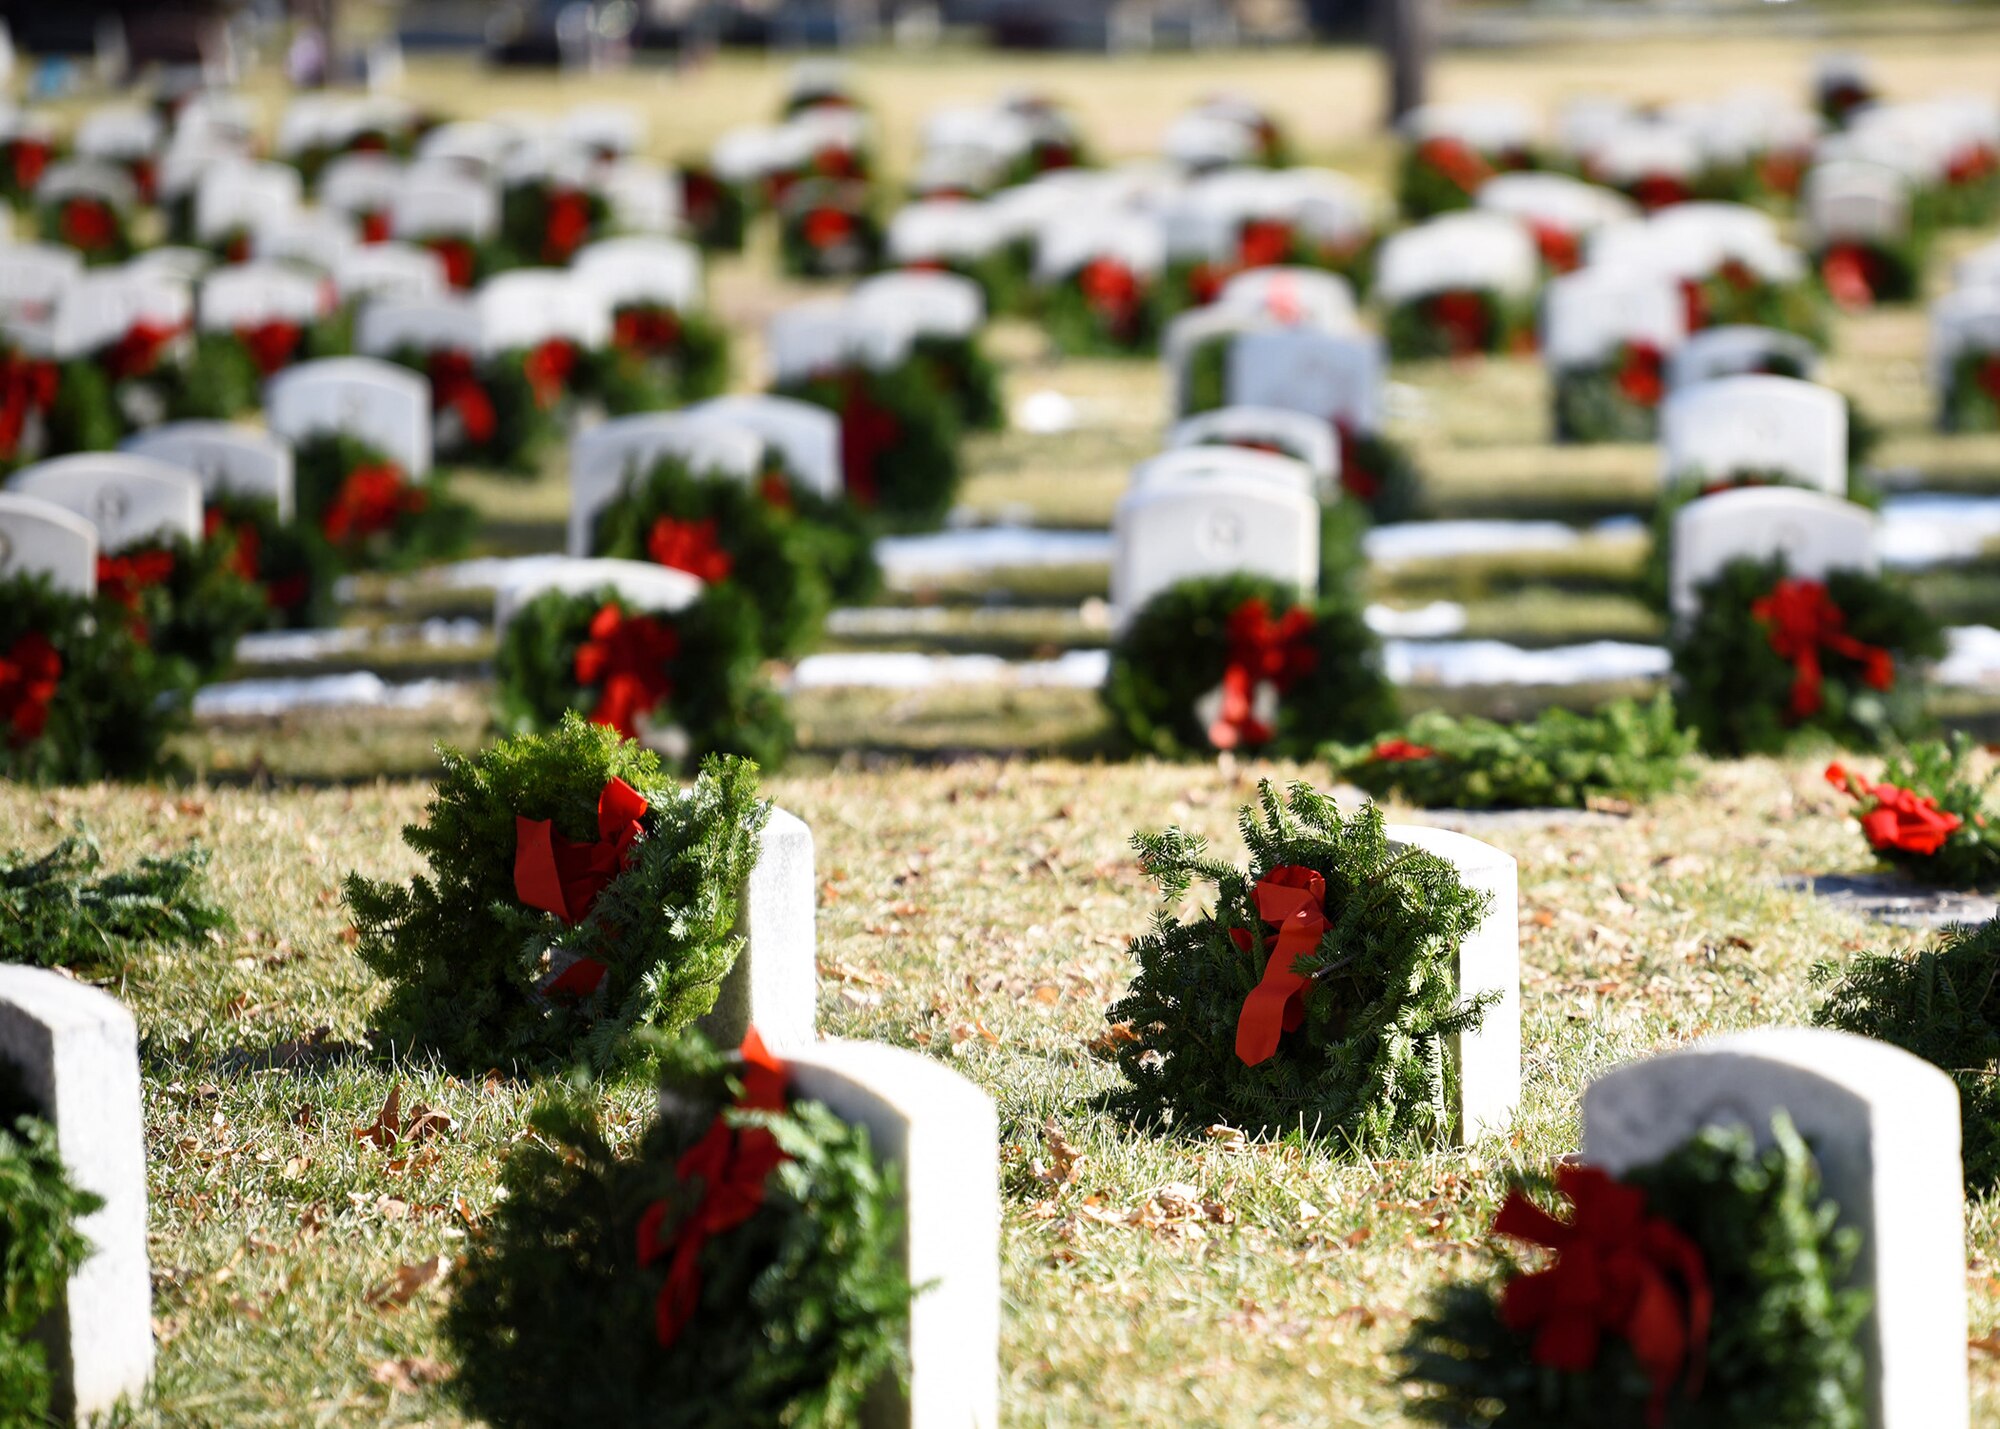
[8,453,204,551]
[697,807,819,1055]
[1781,872,2000,928]
[0,491,97,596]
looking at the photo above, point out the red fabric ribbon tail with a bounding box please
[513,816,573,921]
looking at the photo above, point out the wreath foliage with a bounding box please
[775,365,962,530]
[1672,557,1942,757]
[493,586,794,771]
[446,1034,909,1428]
[203,492,341,630]
[0,574,186,784]
[1039,270,1161,357]
[1551,345,1667,445]
[293,432,475,570]
[1823,736,2000,889]
[678,165,749,251]
[592,308,731,416]
[1687,270,1827,345]
[778,473,882,606]
[102,530,268,680]
[1384,289,1537,361]
[588,458,832,658]
[0,832,231,971]
[1401,1115,1868,1428]
[345,715,769,1071]
[1325,694,1696,811]
[777,190,883,280]
[1941,349,2000,433]
[1641,467,1881,615]
[1102,573,1395,759]
[1814,914,2000,1190]
[907,332,1003,432]
[1105,782,1495,1144]
[0,1069,102,1428]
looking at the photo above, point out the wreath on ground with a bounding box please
[1401,1116,1867,1429]
[1104,782,1495,1144]
[1823,737,2000,889]
[1385,289,1537,361]
[47,323,193,454]
[468,339,593,476]
[95,530,268,681]
[293,431,475,570]
[1552,341,1669,444]
[172,318,348,420]
[775,364,962,530]
[0,350,61,471]
[1102,573,1395,759]
[345,715,769,1071]
[777,186,883,280]
[1640,468,1881,614]
[0,832,231,971]
[1325,693,1696,811]
[1683,267,1827,345]
[446,1030,910,1428]
[591,304,731,416]
[1040,259,1161,357]
[1814,914,2000,1192]
[494,586,793,771]
[1671,556,1942,757]
[1817,236,1924,311]
[587,458,833,658]
[0,573,187,784]
[202,494,340,630]
[0,1066,102,1428]
[38,192,135,264]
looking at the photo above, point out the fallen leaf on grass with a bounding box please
[1085,1022,1140,1058]
[1032,1119,1081,1186]
[1204,1125,1246,1151]
[371,1356,451,1392]
[354,1084,456,1151]
[364,1255,448,1310]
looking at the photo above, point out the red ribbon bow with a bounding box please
[646,516,733,583]
[1630,173,1691,212]
[0,631,61,746]
[1416,136,1493,195]
[425,236,477,289]
[1236,218,1293,271]
[1428,290,1493,357]
[104,320,180,382]
[0,351,58,458]
[236,320,304,378]
[322,462,424,545]
[612,306,683,356]
[513,775,649,999]
[9,138,49,192]
[359,209,392,245]
[203,506,262,586]
[1207,599,1317,751]
[1079,257,1143,342]
[59,196,117,253]
[1821,243,1881,311]
[541,188,594,265]
[837,374,899,508]
[1529,221,1581,273]
[1825,762,1965,856]
[426,349,498,446]
[1616,341,1665,407]
[1370,739,1437,763]
[636,1028,791,1347]
[1494,1165,1712,1429]
[96,547,176,642]
[802,207,856,250]
[1231,866,1328,1066]
[524,338,576,411]
[574,602,679,739]
[1751,577,1895,721]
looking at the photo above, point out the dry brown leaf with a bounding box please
[1032,1119,1082,1187]
[1085,1022,1140,1058]
[1204,1124,1246,1150]
[371,1356,451,1393]
[364,1255,447,1310]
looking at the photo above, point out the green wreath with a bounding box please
[36,193,135,265]
[293,431,475,571]
[1672,556,1943,757]
[1103,573,1395,759]
[588,458,833,658]
[1941,348,2000,433]
[1816,236,1925,309]
[1822,736,2000,890]
[345,715,769,1070]
[0,573,187,783]
[0,833,231,972]
[1396,140,1492,220]
[96,529,268,680]
[767,462,881,606]
[678,164,749,252]
[907,332,1003,432]
[472,342,589,476]
[498,183,612,270]
[1385,289,1538,361]
[1106,782,1495,1144]
[202,491,341,631]
[447,1033,909,1428]
[1687,268,1828,345]
[0,1067,102,1427]
[1325,693,1696,811]
[1040,267,1161,357]
[493,585,793,770]
[777,185,883,280]
[1552,343,1669,444]
[775,364,962,530]
[1402,1115,1867,1428]
[592,305,731,416]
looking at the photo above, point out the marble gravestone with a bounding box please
[1225,326,1386,435]
[1583,1027,1967,1429]
[193,160,303,245]
[1666,324,1821,394]
[333,243,450,307]
[1165,405,1340,496]
[572,236,704,316]
[784,1041,1000,1429]
[476,269,611,358]
[1110,471,1319,626]
[1802,159,1912,249]
[265,357,433,479]
[1128,445,1317,499]
[1374,212,1538,308]
[1215,266,1357,333]
[1668,485,1877,620]
[197,261,333,333]
[1659,373,1847,496]
[1540,264,1685,372]
[0,242,83,325]
[7,453,202,551]
[354,295,482,360]
[124,422,295,521]
[686,394,843,501]
[0,967,153,1421]
[849,270,985,341]
[0,491,98,597]
[567,415,765,557]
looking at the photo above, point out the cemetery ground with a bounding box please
[18,21,2000,1425]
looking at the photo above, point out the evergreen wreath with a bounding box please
[0,1067,102,1429]
[592,304,731,416]
[0,832,231,971]
[344,715,769,1071]
[1104,782,1496,1144]
[1813,914,2000,1191]
[0,136,54,206]
[498,182,610,269]
[1671,556,1943,757]
[763,461,882,606]
[777,184,883,280]
[678,164,749,252]
[1927,157,2000,230]
[1324,693,1696,811]
[201,492,341,631]
[95,529,268,681]
[46,320,193,455]
[587,457,833,658]
[1385,289,1537,361]
[473,339,591,476]
[1102,573,1395,759]
[1684,266,1827,345]
[168,331,265,421]
[446,1031,910,1429]
[1401,1116,1868,1429]
[37,191,135,264]
[1640,467,1882,615]
[1941,347,2000,433]
[1040,259,1161,357]
[493,586,793,771]
[1336,427,1423,523]
[774,365,963,530]
[0,573,187,784]
[292,431,475,571]
[1816,235,1924,311]
[1551,341,1669,444]
[1823,737,2000,889]
[1397,137,1508,219]
[0,350,62,472]
[907,332,1003,432]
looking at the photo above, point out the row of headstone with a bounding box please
[764,268,985,387]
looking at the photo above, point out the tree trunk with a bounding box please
[1381,0,1431,127]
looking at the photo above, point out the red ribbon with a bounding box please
[1332,422,1380,503]
[322,462,424,545]
[513,775,649,1000]
[1978,355,2000,412]
[1821,243,1879,311]
[236,320,304,378]
[837,374,899,508]
[802,207,856,250]
[426,349,498,445]
[426,236,477,289]
[96,548,176,641]
[1494,1165,1711,1429]
[612,306,683,356]
[1416,136,1493,195]
[1429,290,1491,356]
[542,188,594,265]
[1370,739,1436,762]
[9,138,49,192]
[646,516,733,583]
[359,209,392,245]
[1751,577,1895,721]
[1825,762,1966,856]
[1630,174,1691,211]
[1079,257,1143,343]
[636,1028,790,1347]
[1529,221,1580,273]
[104,320,180,381]
[58,197,117,253]
[1236,218,1293,271]
[1615,341,1665,407]
[204,506,262,586]
[0,631,61,745]
[573,602,679,740]
[0,352,58,458]
[1207,598,1316,751]
[1230,866,1328,1066]
[523,338,576,411]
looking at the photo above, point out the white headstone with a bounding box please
[74,104,161,162]
[572,236,703,314]
[1375,212,1538,305]
[35,159,137,212]
[849,269,985,339]
[51,267,192,361]
[1583,1027,1967,1429]
[1802,160,1912,247]
[315,152,405,218]
[1667,325,1821,393]
[688,394,842,500]
[1385,825,1519,1144]
[0,967,152,1421]
[265,357,431,478]
[196,261,332,331]
[783,1040,1000,1429]
[1225,327,1386,433]
[249,209,358,272]
[414,119,517,176]
[1669,486,1877,620]
[0,242,81,325]
[354,294,481,358]
[193,160,302,244]
[390,168,499,242]
[886,200,1002,267]
[0,491,96,596]
[333,241,448,305]
[1476,170,1636,235]
[123,421,294,520]
[1929,286,2000,393]
[1129,445,1317,499]
[1165,406,1340,495]
[7,453,202,551]
[1659,374,1847,494]
[568,415,765,556]
[766,300,857,385]
[1215,266,1357,332]
[1110,474,1319,624]
[492,555,703,630]
[698,809,819,1055]
[1033,211,1166,286]
[1541,265,1686,371]
[599,160,680,237]
[476,269,611,357]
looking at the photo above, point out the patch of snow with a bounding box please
[1937,625,2000,687]
[875,526,1113,580]
[1382,638,1670,688]
[1879,495,2000,568]
[1364,601,1468,638]
[193,673,471,717]
[235,617,487,664]
[788,649,1111,691]
[1014,389,1079,434]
